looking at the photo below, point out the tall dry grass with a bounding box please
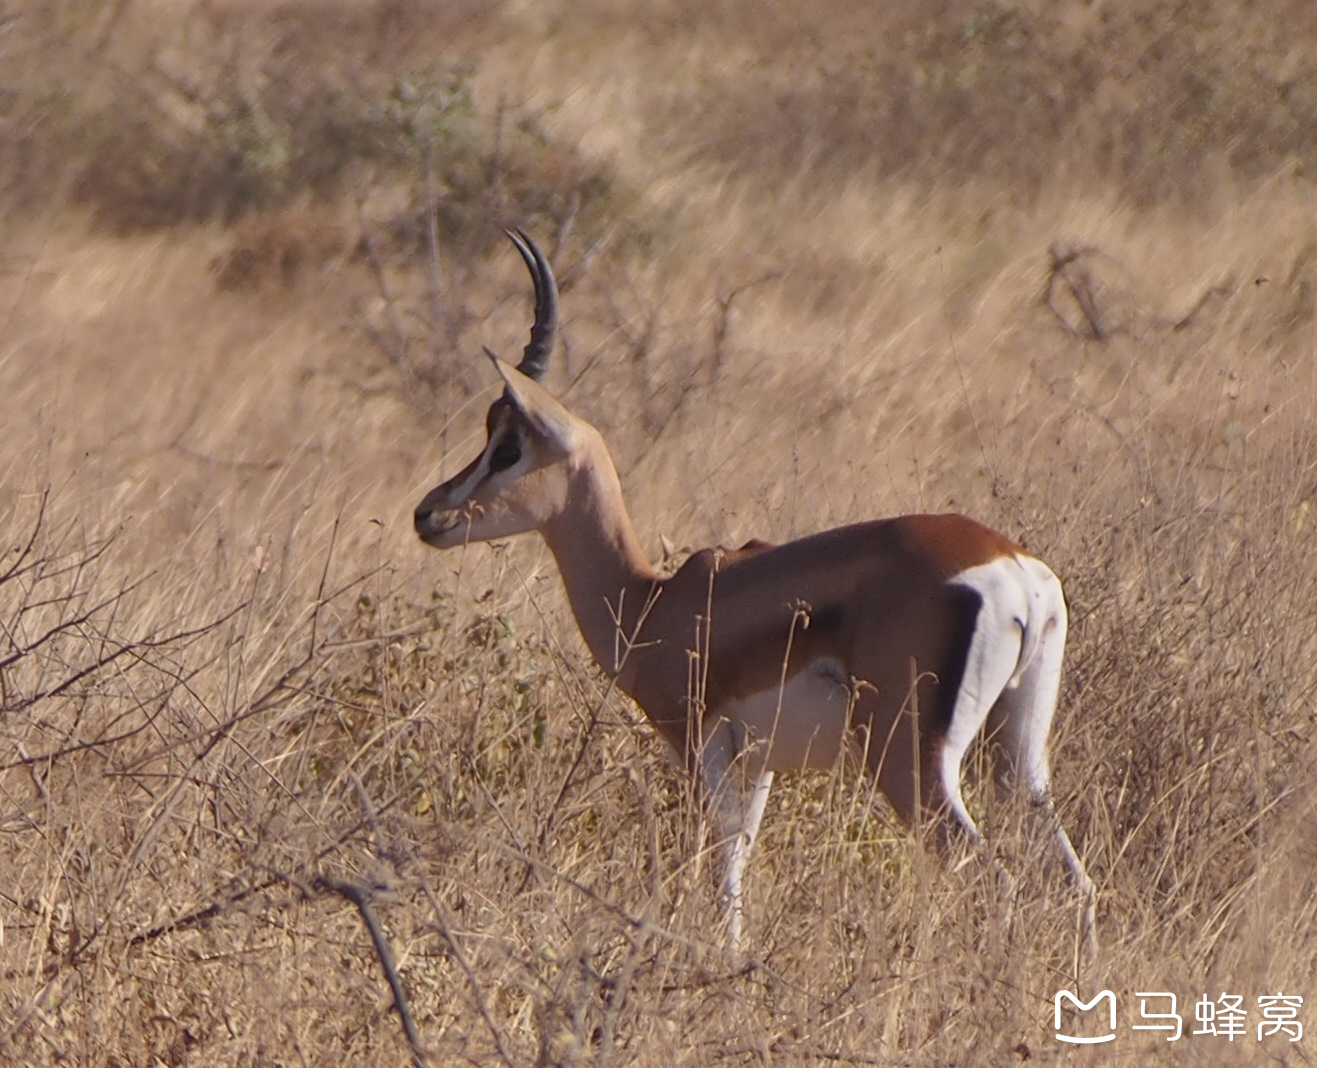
[3,1,1317,1065]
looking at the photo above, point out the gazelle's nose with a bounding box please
[414,484,449,535]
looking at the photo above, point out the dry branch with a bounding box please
[1045,241,1234,341]
[315,877,432,1068]
[1045,242,1117,340]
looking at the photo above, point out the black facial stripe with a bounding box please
[489,436,522,472]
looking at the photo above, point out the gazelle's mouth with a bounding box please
[415,508,465,546]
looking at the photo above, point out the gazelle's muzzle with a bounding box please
[414,481,474,547]
[414,442,490,547]
[414,506,463,546]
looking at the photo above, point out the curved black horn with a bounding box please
[505,229,558,382]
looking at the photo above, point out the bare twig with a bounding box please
[0,599,246,723]
[551,190,579,264]
[711,271,780,386]
[412,877,520,1068]
[1171,280,1235,331]
[168,440,282,471]
[1045,241,1233,341]
[522,583,665,890]
[1046,243,1111,340]
[594,765,663,1067]
[355,188,426,404]
[315,877,431,1068]
[0,489,48,586]
[126,782,412,946]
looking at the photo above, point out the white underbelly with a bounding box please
[715,659,855,772]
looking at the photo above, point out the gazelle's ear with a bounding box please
[487,352,578,452]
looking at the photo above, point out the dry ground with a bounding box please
[3,1,1317,1065]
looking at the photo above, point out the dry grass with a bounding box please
[3,1,1317,1065]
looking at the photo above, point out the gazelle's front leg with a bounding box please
[698,718,775,954]
[721,768,774,952]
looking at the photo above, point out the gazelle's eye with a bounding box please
[490,438,522,472]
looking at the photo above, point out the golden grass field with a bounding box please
[3,1,1317,1064]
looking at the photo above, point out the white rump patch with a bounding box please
[940,554,1065,839]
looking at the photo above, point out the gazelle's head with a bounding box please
[414,230,587,550]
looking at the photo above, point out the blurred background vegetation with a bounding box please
[2,1,1316,1065]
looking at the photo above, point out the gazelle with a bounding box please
[414,230,1097,953]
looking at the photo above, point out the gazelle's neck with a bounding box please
[539,431,661,678]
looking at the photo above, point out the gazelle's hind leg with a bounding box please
[936,563,1033,852]
[986,566,1097,954]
